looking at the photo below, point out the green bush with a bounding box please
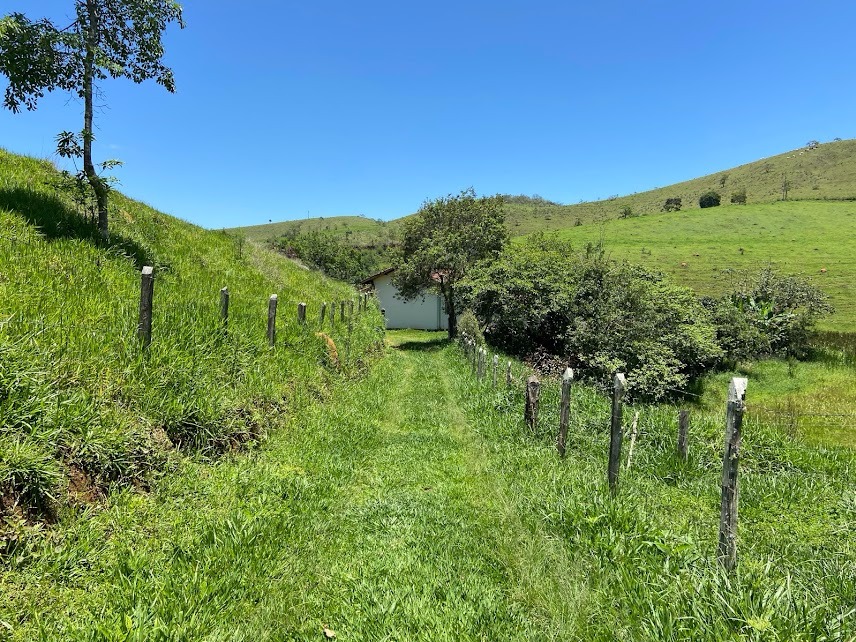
[699,191,721,208]
[459,237,721,399]
[619,205,634,219]
[271,230,391,283]
[663,197,682,212]
[457,309,485,346]
[704,268,832,361]
[730,188,747,205]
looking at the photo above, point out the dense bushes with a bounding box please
[699,191,721,208]
[703,268,832,363]
[271,230,392,283]
[663,197,682,212]
[459,238,832,399]
[730,188,747,205]
[458,237,722,399]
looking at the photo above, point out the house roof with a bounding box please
[361,267,448,286]
[361,267,396,285]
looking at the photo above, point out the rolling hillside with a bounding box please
[231,138,856,241]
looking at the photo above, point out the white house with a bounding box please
[362,268,449,331]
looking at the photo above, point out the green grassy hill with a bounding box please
[231,139,856,242]
[0,149,382,529]
[544,200,856,331]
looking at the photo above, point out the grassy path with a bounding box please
[225,331,580,640]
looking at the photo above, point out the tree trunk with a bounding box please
[84,0,109,239]
[444,286,457,340]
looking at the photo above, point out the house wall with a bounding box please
[372,273,449,331]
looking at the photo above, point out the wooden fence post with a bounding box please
[525,375,540,432]
[330,301,336,328]
[267,294,278,346]
[492,354,498,387]
[320,302,327,327]
[506,361,512,386]
[557,368,573,457]
[219,286,229,328]
[678,409,690,460]
[298,302,307,325]
[607,373,627,494]
[138,266,154,347]
[340,301,346,323]
[380,308,386,328]
[479,348,487,380]
[718,377,747,572]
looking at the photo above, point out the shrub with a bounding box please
[458,237,721,399]
[699,191,721,208]
[663,197,682,212]
[457,309,485,346]
[704,268,833,361]
[619,206,634,219]
[730,188,747,205]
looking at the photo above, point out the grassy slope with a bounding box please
[540,200,856,330]
[231,139,856,242]
[0,148,382,525]
[4,332,852,639]
[230,215,404,246]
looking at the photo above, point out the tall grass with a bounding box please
[0,148,383,525]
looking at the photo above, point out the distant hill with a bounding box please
[230,138,856,242]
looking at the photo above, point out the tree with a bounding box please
[699,191,721,208]
[663,197,682,212]
[0,2,184,238]
[393,189,507,339]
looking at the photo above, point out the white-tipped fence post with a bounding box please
[607,373,627,494]
[492,354,498,387]
[506,361,512,387]
[220,286,229,328]
[678,409,690,460]
[557,368,573,457]
[718,377,747,572]
[298,302,307,325]
[138,266,154,348]
[320,302,327,327]
[525,375,540,432]
[267,294,278,346]
[380,308,386,328]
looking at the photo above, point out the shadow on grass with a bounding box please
[393,337,450,352]
[0,187,155,270]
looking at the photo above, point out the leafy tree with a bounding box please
[663,197,682,212]
[699,191,721,208]
[394,189,506,339]
[730,188,747,205]
[0,2,184,238]
[619,205,634,219]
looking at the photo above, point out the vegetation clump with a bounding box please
[271,229,392,284]
[663,197,682,212]
[699,191,721,208]
[730,188,747,204]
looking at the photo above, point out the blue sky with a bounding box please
[1,1,854,228]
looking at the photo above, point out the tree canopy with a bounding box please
[0,1,184,237]
[393,189,507,338]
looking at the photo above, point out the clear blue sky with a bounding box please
[2,1,854,228]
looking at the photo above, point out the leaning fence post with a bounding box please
[607,373,627,494]
[557,368,573,457]
[219,286,229,328]
[492,354,499,387]
[298,302,307,325]
[678,409,690,460]
[267,294,278,346]
[718,377,747,572]
[138,266,154,347]
[525,375,540,432]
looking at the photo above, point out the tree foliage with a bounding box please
[458,236,722,399]
[393,189,506,338]
[663,197,682,212]
[699,191,721,208]
[0,2,184,237]
[271,230,392,284]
